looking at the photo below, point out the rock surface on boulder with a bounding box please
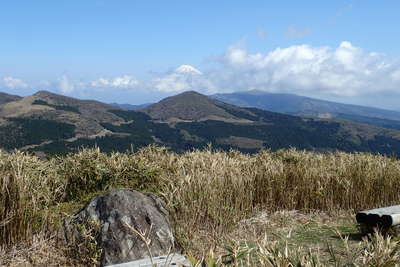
[62,189,178,266]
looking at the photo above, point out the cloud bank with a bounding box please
[2,77,28,89]
[152,65,217,93]
[58,75,75,93]
[215,41,400,97]
[1,41,400,108]
[90,75,139,89]
[136,41,400,100]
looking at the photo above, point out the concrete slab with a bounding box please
[356,205,400,227]
[358,205,400,216]
[106,253,191,267]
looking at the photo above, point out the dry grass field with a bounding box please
[2,146,400,266]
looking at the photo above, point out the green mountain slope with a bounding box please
[211,91,400,127]
[142,91,242,121]
[0,92,22,104]
[140,91,400,154]
[1,90,400,156]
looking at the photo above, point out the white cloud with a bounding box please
[2,76,28,89]
[153,73,189,92]
[4,41,400,110]
[153,65,217,93]
[90,75,139,88]
[96,42,399,101]
[391,69,400,82]
[90,78,109,87]
[216,41,400,97]
[58,75,75,93]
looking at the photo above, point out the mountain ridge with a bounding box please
[111,103,151,110]
[1,90,400,156]
[0,92,22,104]
[141,91,256,122]
[211,90,400,122]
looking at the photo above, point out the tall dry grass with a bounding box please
[0,151,63,247]
[1,146,400,264]
[54,147,160,201]
[0,147,160,248]
[187,231,400,266]
[132,147,400,243]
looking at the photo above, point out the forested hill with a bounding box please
[211,90,400,130]
[0,90,400,156]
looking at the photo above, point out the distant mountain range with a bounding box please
[1,90,400,156]
[211,90,400,130]
[111,103,151,110]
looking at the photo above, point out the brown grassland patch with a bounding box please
[1,146,400,266]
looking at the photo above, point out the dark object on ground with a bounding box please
[356,205,400,235]
[61,189,179,266]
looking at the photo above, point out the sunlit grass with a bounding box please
[2,146,400,265]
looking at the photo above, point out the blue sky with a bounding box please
[1,1,400,109]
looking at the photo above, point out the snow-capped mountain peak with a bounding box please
[175,65,202,75]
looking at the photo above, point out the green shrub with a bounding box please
[58,148,160,202]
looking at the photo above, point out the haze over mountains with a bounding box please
[212,90,400,120]
[212,91,400,130]
[111,103,150,111]
[114,90,400,130]
[0,90,400,156]
[113,90,400,131]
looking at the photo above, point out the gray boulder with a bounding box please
[61,189,179,266]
